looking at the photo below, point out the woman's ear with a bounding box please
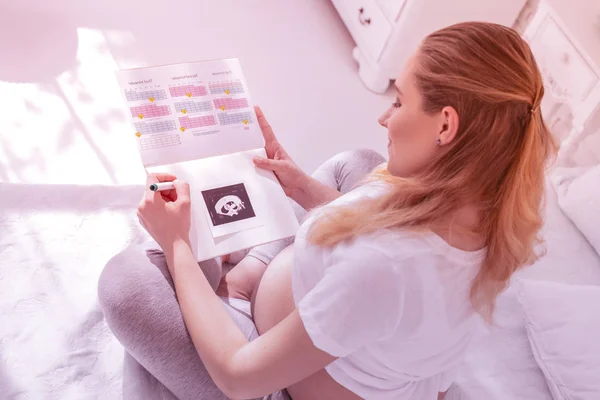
[438,106,459,145]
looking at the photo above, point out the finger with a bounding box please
[137,212,147,230]
[160,189,177,202]
[145,173,177,201]
[144,185,156,202]
[253,156,286,172]
[146,173,177,185]
[156,173,177,182]
[274,147,291,161]
[173,179,191,204]
[137,203,147,230]
[254,106,277,142]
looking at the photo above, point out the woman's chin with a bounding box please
[386,162,395,175]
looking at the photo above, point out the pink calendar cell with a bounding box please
[179,115,217,129]
[169,85,208,97]
[214,97,249,110]
[130,104,171,118]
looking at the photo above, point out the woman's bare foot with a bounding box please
[216,255,268,302]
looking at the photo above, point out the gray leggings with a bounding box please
[98,149,385,400]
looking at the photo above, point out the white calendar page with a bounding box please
[116,59,264,168]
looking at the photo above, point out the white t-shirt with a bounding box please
[292,184,484,400]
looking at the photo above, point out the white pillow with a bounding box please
[518,280,600,400]
[552,165,600,256]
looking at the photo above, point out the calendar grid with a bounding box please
[213,97,249,110]
[140,134,181,150]
[209,80,245,95]
[169,85,208,97]
[174,100,213,114]
[179,115,217,129]
[130,104,171,118]
[134,120,177,135]
[125,89,167,102]
[217,111,253,126]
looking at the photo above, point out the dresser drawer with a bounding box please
[331,0,392,61]
[526,13,599,103]
[376,0,407,22]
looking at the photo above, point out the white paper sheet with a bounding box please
[116,59,264,167]
[147,148,299,262]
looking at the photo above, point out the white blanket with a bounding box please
[0,183,148,399]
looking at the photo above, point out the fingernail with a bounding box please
[252,157,261,163]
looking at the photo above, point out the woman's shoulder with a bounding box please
[332,228,484,269]
[300,182,484,266]
[334,181,389,206]
[295,182,387,240]
[335,228,437,259]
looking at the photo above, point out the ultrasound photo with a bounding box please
[201,183,256,227]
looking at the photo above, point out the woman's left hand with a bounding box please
[137,173,192,256]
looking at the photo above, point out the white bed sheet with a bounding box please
[446,181,600,400]
[0,183,149,399]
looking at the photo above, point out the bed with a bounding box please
[2,170,598,400]
[0,184,147,399]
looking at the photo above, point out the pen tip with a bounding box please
[149,183,157,191]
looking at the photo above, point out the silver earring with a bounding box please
[436,138,441,146]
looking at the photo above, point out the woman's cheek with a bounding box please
[388,115,405,145]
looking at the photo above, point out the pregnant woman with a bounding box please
[99,22,555,400]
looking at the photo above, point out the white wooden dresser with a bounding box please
[523,0,600,165]
[330,0,528,93]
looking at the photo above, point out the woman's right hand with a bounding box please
[252,106,309,199]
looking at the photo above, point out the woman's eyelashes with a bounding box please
[392,99,402,108]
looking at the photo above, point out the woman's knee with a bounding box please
[98,244,172,331]
[335,148,386,167]
[327,149,387,192]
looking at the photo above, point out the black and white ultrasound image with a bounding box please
[201,183,256,227]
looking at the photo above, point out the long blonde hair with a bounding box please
[308,22,556,318]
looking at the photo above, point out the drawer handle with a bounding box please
[358,7,371,25]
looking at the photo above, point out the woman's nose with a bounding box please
[378,110,389,128]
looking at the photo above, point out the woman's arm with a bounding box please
[253,154,342,210]
[137,174,336,399]
[252,106,341,211]
[166,239,336,399]
[291,175,342,210]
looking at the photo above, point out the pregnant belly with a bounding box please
[252,246,360,400]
